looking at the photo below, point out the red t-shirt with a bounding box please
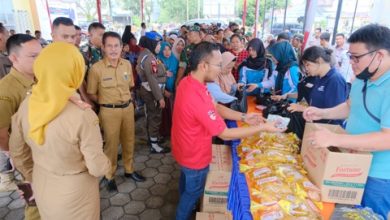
[172,76,227,169]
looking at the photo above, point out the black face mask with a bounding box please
[356,54,381,81]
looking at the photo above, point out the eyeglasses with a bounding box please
[347,50,377,63]
[206,62,223,69]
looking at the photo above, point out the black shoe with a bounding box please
[124,172,146,182]
[106,179,117,192]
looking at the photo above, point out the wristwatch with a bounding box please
[241,113,247,122]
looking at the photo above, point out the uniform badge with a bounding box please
[318,86,325,92]
[151,60,158,74]
[208,110,217,120]
[123,72,129,80]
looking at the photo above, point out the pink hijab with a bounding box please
[172,37,185,60]
[217,52,237,94]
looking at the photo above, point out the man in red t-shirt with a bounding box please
[172,42,284,220]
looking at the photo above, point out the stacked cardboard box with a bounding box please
[198,145,232,218]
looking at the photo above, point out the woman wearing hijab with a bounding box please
[172,37,185,61]
[237,38,274,96]
[216,51,237,95]
[157,42,178,137]
[137,32,170,154]
[268,41,300,102]
[9,42,111,220]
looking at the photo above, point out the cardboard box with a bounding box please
[201,171,231,213]
[301,123,373,205]
[210,145,232,172]
[196,212,232,220]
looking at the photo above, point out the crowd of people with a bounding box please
[0,15,389,219]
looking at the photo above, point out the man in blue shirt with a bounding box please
[303,24,390,219]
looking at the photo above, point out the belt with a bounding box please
[100,100,132,108]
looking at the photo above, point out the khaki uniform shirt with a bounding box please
[87,58,134,104]
[9,94,111,182]
[0,53,12,79]
[136,49,166,101]
[0,68,34,128]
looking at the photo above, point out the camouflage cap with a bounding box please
[189,25,201,33]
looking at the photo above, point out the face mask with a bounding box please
[356,54,381,81]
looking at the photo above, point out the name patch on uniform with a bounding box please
[102,77,113,81]
[208,110,217,120]
[318,86,325,92]
[0,96,11,102]
[305,83,314,88]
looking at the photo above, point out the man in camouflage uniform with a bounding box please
[80,22,106,109]
[175,26,202,87]
[80,22,105,69]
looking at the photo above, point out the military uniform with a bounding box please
[136,49,166,142]
[179,44,195,77]
[87,58,135,180]
[0,68,40,220]
[0,53,12,79]
[80,43,103,69]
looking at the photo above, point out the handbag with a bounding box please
[230,88,248,113]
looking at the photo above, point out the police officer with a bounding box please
[87,32,145,192]
[0,23,11,79]
[137,32,170,154]
[0,34,41,219]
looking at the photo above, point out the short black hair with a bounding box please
[320,32,331,42]
[26,30,31,33]
[74,25,81,30]
[180,25,187,29]
[293,34,304,43]
[189,42,220,72]
[301,46,333,66]
[88,22,105,32]
[277,32,290,41]
[141,22,146,27]
[315,27,322,32]
[102,31,122,46]
[335,33,345,38]
[35,30,41,34]
[348,24,390,52]
[6,34,36,54]
[52,17,74,28]
[230,33,242,42]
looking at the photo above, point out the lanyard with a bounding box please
[362,80,381,123]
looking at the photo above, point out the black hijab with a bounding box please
[239,38,266,70]
[139,36,158,55]
[238,38,273,78]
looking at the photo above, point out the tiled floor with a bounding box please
[0,114,181,220]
